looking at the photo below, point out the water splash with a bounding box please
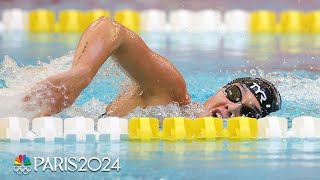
[63,98,106,119]
[0,54,72,118]
[264,72,320,118]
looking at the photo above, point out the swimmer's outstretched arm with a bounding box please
[24,16,189,117]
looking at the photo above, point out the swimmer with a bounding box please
[23,16,281,119]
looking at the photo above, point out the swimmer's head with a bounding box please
[199,77,281,119]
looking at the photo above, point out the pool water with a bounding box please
[0,32,320,179]
[1,139,320,179]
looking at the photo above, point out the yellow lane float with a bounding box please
[227,117,258,139]
[305,11,320,33]
[279,10,305,33]
[114,9,140,32]
[86,9,111,25]
[193,117,223,139]
[29,9,55,32]
[128,117,159,140]
[162,117,193,141]
[250,10,277,33]
[58,9,86,33]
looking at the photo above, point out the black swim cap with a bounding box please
[225,77,281,117]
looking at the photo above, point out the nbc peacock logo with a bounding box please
[13,154,32,175]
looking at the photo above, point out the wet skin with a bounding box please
[23,16,261,119]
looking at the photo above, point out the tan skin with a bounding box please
[23,16,261,119]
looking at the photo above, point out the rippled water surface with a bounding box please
[0,32,320,179]
[1,139,320,179]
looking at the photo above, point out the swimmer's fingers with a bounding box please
[22,95,46,112]
[22,94,31,102]
[22,103,32,112]
[22,88,39,103]
[22,80,51,102]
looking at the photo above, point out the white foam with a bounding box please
[0,117,29,141]
[258,116,287,138]
[224,10,249,32]
[32,117,63,141]
[292,116,320,138]
[140,9,166,32]
[97,117,128,141]
[64,117,95,141]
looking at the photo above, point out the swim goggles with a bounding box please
[224,84,262,118]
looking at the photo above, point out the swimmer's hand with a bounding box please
[22,68,91,118]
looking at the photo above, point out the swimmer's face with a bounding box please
[199,83,262,118]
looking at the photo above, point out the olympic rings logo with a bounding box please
[13,165,32,175]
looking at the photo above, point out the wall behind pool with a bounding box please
[2,8,320,34]
[0,0,320,11]
[1,0,320,33]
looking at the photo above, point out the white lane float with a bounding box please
[2,8,28,31]
[195,9,222,32]
[258,117,288,138]
[0,117,29,141]
[32,117,63,141]
[224,10,249,32]
[169,9,195,32]
[291,116,320,138]
[97,117,128,141]
[64,117,96,141]
[140,9,166,32]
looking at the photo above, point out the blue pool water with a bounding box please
[0,32,320,179]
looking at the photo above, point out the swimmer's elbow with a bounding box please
[95,16,124,38]
[92,16,125,50]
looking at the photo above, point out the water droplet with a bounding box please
[250,69,256,75]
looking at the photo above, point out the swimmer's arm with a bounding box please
[72,16,188,103]
[24,16,187,118]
